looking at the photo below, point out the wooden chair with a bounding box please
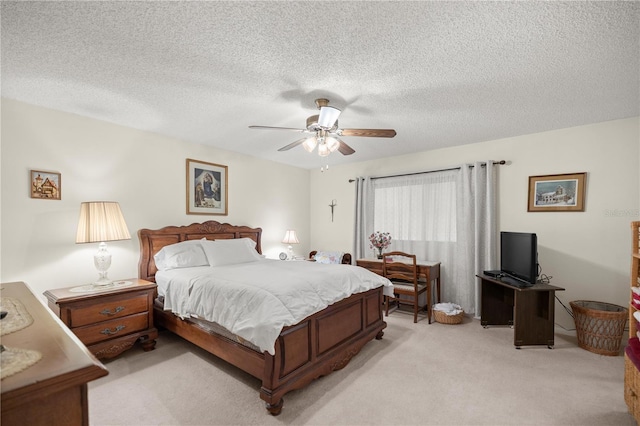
[382,251,430,323]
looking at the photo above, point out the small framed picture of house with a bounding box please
[527,172,586,212]
[186,158,228,215]
[30,170,61,200]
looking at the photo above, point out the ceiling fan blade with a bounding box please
[249,125,307,132]
[336,138,355,156]
[277,137,307,152]
[340,128,397,138]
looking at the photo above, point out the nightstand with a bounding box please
[44,278,158,360]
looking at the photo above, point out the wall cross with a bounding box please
[329,199,337,222]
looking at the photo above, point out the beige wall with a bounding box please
[2,98,638,330]
[0,99,311,300]
[309,117,640,328]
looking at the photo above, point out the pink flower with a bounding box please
[369,232,392,250]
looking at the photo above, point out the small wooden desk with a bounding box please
[356,258,441,322]
[356,258,441,301]
[477,274,565,348]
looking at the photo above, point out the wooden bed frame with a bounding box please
[138,221,386,415]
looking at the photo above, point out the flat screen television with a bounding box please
[500,231,538,285]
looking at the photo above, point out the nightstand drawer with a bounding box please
[73,312,149,345]
[68,293,149,327]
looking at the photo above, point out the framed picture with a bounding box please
[30,170,61,200]
[527,172,586,212]
[186,158,228,215]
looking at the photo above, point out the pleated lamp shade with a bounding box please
[76,202,131,244]
[281,230,300,245]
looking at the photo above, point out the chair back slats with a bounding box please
[382,251,419,289]
[382,251,429,323]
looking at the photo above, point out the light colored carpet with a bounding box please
[89,312,634,426]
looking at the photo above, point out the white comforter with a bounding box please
[156,259,393,355]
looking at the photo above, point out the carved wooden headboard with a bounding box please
[138,220,263,282]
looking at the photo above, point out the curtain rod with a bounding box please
[348,160,506,183]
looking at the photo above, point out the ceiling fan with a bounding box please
[249,98,396,156]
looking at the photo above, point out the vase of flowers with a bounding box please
[369,231,392,259]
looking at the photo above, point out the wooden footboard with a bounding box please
[154,286,385,415]
[261,286,386,414]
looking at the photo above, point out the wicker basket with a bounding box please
[433,309,464,324]
[570,300,628,356]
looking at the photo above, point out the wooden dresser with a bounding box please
[1,281,108,426]
[44,278,158,360]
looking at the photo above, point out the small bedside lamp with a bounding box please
[76,201,131,286]
[282,229,299,260]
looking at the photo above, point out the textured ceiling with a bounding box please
[2,1,639,170]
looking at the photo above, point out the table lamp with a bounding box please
[282,229,299,260]
[76,201,131,286]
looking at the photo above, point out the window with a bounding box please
[372,170,457,242]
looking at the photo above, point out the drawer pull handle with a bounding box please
[100,325,125,335]
[100,306,125,316]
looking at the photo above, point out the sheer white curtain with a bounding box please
[354,162,497,316]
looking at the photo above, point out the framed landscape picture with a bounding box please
[30,170,61,200]
[186,158,228,215]
[527,172,586,212]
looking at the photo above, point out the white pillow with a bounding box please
[154,240,209,271]
[201,238,262,267]
[314,251,344,264]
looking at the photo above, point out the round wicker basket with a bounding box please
[433,309,464,324]
[570,300,627,356]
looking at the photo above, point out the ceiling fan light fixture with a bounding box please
[317,142,330,157]
[317,106,341,129]
[325,136,340,152]
[302,136,317,153]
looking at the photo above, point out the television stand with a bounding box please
[477,274,565,349]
